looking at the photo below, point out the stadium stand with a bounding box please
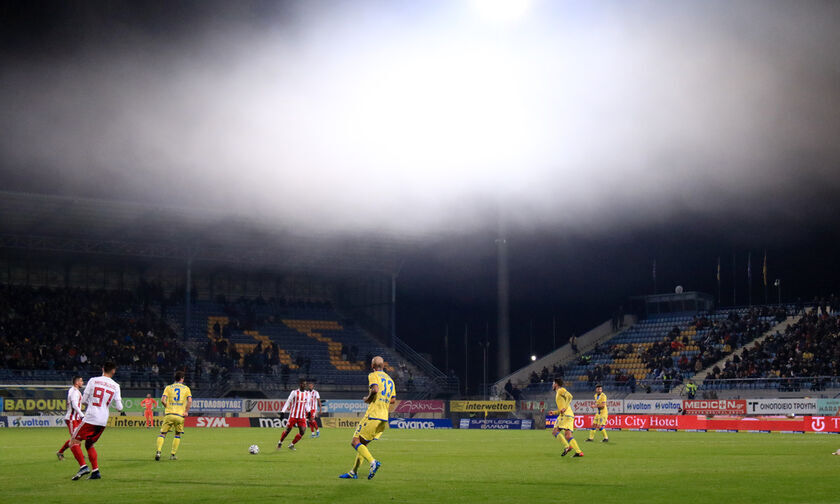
[0,284,189,388]
[0,283,438,396]
[701,308,840,391]
[168,298,429,394]
[504,306,789,398]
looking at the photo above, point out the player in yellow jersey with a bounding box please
[339,356,395,480]
[587,384,609,442]
[549,378,583,458]
[155,371,192,461]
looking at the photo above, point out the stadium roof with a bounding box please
[0,191,409,275]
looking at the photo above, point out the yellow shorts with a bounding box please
[354,415,387,441]
[593,412,608,426]
[554,415,574,431]
[160,414,185,435]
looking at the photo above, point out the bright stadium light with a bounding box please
[530,354,537,361]
[470,0,532,24]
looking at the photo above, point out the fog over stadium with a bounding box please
[3,0,840,373]
[2,0,840,237]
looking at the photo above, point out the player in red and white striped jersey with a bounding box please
[69,362,124,481]
[307,381,321,438]
[277,379,309,451]
[56,376,85,461]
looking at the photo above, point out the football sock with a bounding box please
[569,438,582,454]
[554,431,570,449]
[156,435,165,452]
[59,440,70,453]
[292,433,302,445]
[352,453,363,474]
[280,430,289,442]
[85,444,98,470]
[70,444,86,466]
[601,428,609,440]
[588,429,595,440]
[172,436,181,455]
[355,443,374,464]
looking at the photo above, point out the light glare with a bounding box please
[470,0,532,24]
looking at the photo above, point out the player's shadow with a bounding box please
[108,476,280,488]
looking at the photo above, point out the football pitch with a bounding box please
[0,427,837,503]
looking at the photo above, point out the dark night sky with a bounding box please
[3,1,840,390]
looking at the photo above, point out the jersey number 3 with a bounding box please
[379,378,394,399]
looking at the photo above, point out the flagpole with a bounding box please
[717,257,721,307]
[747,252,752,307]
[653,259,657,295]
[732,252,736,306]
[763,251,768,304]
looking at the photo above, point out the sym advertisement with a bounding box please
[185,416,251,428]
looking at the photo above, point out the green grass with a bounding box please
[0,427,838,503]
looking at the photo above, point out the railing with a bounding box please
[393,336,446,379]
[519,377,675,396]
[494,314,636,391]
[701,376,840,392]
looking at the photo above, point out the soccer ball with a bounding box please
[249,444,260,454]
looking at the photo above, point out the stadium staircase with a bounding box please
[684,314,802,389]
[494,315,637,393]
[168,300,451,397]
[508,307,790,401]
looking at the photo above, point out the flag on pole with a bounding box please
[762,251,767,287]
[716,257,721,284]
[653,259,657,281]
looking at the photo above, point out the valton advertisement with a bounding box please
[624,400,683,414]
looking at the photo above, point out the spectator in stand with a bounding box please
[709,311,840,384]
[0,284,189,382]
[685,380,698,399]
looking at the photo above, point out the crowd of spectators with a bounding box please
[0,284,189,382]
[636,308,774,387]
[528,363,565,385]
[708,309,840,382]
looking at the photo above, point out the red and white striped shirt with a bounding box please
[308,389,320,413]
[64,386,84,422]
[281,389,310,419]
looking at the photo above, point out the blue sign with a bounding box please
[0,416,6,428]
[388,418,452,429]
[323,400,368,414]
[191,398,243,412]
[460,418,533,430]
